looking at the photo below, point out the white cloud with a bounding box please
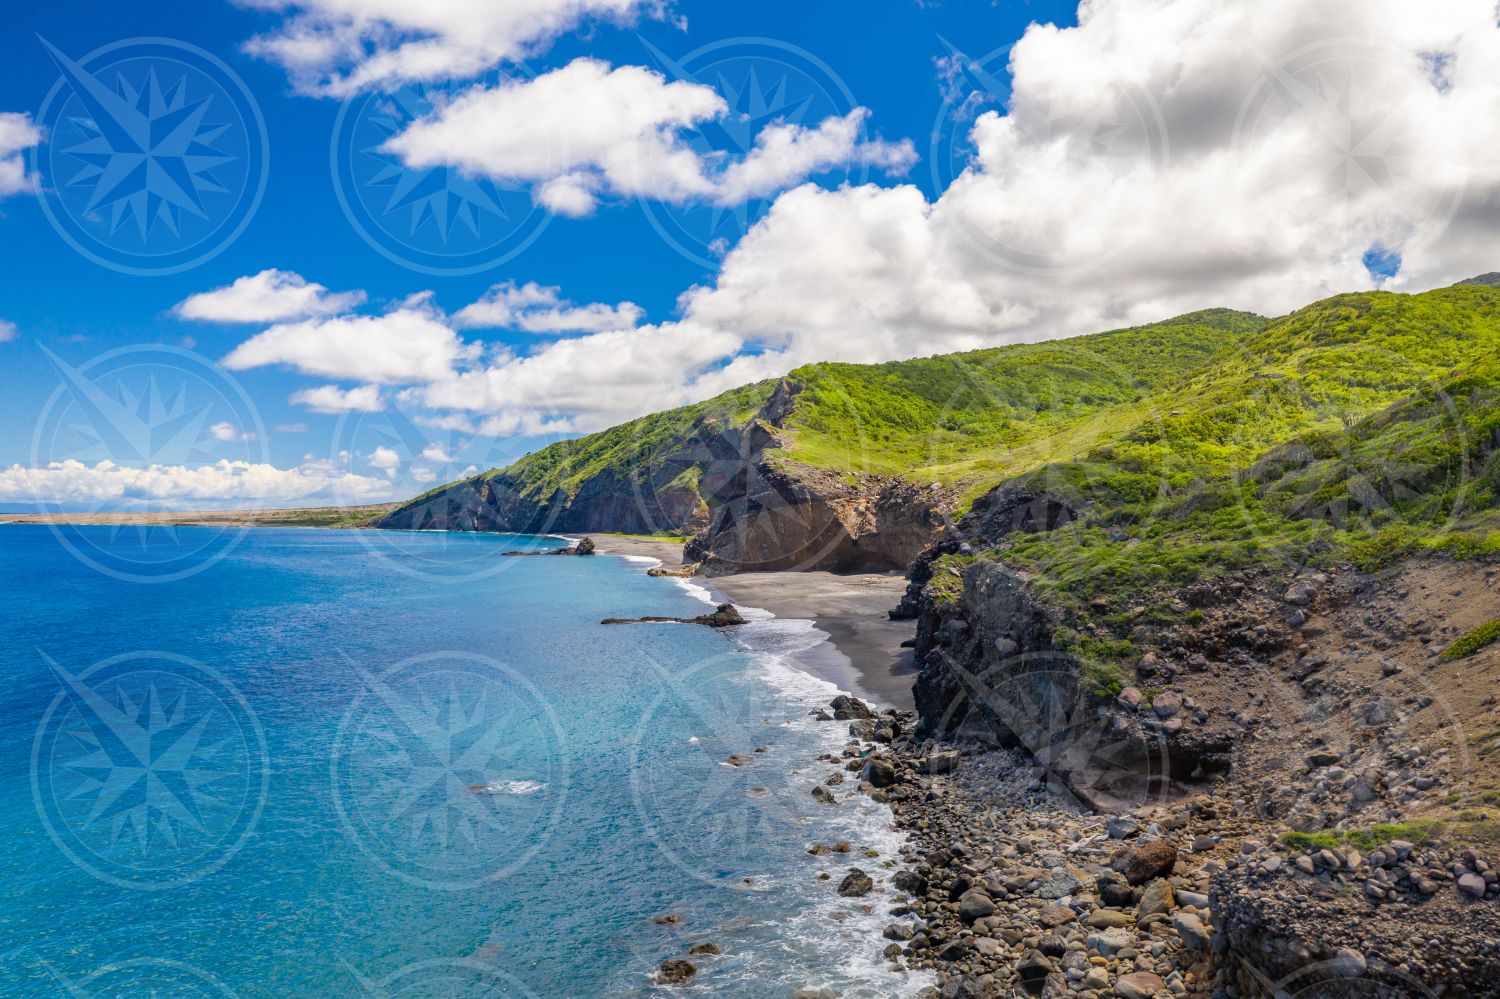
[224,305,479,384]
[419,442,454,462]
[0,112,42,197]
[368,445,401,477]
[209,422,259,442]
[226,0,1500,447]
[649,0,1500,384]
[290,384,384,413]
[712,109,917,206]
[175,269,366,324]
[407,320,742,432]
[240,0,667,96]
[454,281,643,333]
[411,466,437,483]
[0,458,394,507]
[0,319,17,343]
[383,58,914,215]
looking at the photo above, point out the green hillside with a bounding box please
[389,282,1500,596]
[422,307,1268,511]
[990,285,1500,605]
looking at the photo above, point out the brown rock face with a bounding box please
[376,378,951,573]
[1109,839,1179,885]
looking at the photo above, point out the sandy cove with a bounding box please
[573,534,920,710]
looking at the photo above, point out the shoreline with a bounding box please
[575,534,919,711]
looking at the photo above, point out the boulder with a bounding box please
[1172,911,1209,950]
[831,695,874,720]
[958,889,996,924]
[1136,879,1173,922]
[860,756,898,788]
[1115,972,1164,999]
[1109,838,1178,885]
[656,959,696,985]
[837,868,874,897]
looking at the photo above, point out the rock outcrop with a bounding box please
[376,379,952,574]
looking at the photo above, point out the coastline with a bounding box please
[576,534,919,710]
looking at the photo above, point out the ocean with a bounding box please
[0,525,928,998]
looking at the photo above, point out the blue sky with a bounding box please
[0,0,1495,510]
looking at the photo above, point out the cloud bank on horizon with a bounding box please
[203,0,1500,441]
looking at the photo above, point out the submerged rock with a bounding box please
[601,603,746,627]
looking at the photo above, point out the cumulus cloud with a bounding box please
[658,0,1500,383]
[454,281,643,333]
[290,384,384,413]
[368,445,401,477]
[240,0,667,96]
[224,304,479,384]
[0,319,17,343]
[175,269,366,324]
[209,422,259,442]
[383,58,914,216]
[0,458,394,507]
[0,112,42,197]
[224,0,1500,446]
[405,320,742,433]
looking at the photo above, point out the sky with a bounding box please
[0,0,1496,512]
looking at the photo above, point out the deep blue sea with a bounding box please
[0,524,927,998]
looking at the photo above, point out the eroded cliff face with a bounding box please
[376,378,953,573]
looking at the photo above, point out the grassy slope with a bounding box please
[400,308,1268,516]
[995,285,1500,608]
[393,284,1500,598]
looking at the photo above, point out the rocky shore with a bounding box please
[803,695,1500,998]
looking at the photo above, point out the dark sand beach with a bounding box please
[579,534,919,709]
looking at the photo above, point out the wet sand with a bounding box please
[579,534,919,710]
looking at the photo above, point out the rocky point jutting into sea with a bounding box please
[379,281,1500,996]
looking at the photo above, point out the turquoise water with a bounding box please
[0,525,925,997]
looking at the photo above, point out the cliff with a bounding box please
[378,307,1268,573]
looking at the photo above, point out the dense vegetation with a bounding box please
[996,285,1500,608]
[402,281,1500,615]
